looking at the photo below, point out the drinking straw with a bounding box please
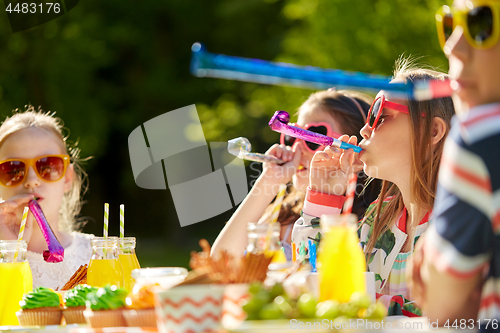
[119,204,124,238]
[343,171,358,215]
[104,203,109,238]
[309,240,317,273]
[265,184,287,252]
[14,207,29,262]
[270,184,287,224]
[299,241,306,262]
[17,207,29,241]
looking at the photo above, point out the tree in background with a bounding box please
[0,0,447,267]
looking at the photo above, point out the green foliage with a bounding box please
[0,0,448,266]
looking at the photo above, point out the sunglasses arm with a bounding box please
[269,111,362,153]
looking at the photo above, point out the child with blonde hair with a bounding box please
[0,106,92,289]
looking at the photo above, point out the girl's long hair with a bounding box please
[266,89,382,226]
[363,59,455,257]
[297,89,383,220]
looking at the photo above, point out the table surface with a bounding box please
[0,317,479,333]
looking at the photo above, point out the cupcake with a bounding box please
[63,285,98,324]
[83,285,128,328]
[123,283,159,327]
[16,287,63,326]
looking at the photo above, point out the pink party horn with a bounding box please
[269,111,362,153]
[29,198,64,263]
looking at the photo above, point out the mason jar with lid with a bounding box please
[0,240,33,325]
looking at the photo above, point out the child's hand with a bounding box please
[261,144,302,184]
[309,135,357,195]
[0,194,35,243]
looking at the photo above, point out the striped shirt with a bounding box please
[426,103,500,320]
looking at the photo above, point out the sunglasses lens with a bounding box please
[369,98,382,127]
[443,13,454,41]
[0,161,26,186]
[284,134,296,147]
[305,125,327,151]
[36,156,65,181]
[468,6,494,45]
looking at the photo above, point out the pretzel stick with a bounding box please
[61,264,87,290]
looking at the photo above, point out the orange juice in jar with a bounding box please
[87,237,124,288]
[0,240,33,326]
[318,214,366,303]
[117,237,140,291]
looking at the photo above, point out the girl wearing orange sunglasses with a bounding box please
[411,0,500,327]
[292,60,455,316]
[0,106,91,290]
[212,89,382,260]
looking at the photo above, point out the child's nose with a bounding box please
[23,166,41,188]
[360,123,372,140]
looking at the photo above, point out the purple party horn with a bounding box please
[269,111,362,153]
[29,199,64,263]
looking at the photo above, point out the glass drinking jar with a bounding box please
[131,267,188,294]
[0,240,33,325]
[87,236,124,288]
[246,222,281,256]
[117,237,141,291]
[318,214,366,302]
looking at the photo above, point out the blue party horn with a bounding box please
[190,43,453,100]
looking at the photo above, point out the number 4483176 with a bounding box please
[444,319,499,329]
[5,2,61,14]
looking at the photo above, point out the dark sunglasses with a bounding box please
[367,95,410,130]
[436,2,500,50]
[0,154,70,187]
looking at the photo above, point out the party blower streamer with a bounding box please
[228,137,284,164]
[269,111,362,153]
[29,199,64,263]
[190,43,454,100]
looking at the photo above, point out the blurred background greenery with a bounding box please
[0,0,448,268]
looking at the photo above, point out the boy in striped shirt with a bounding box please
[410,0,500,328]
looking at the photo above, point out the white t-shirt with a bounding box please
[27,232,93,289]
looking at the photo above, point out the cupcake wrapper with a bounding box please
[16,308,63,326]
[84,309,126,328]
[123,308,157,328]
[63,306,86,324]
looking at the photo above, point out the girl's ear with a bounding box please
[431,117,447,146]
[64,164,74,193]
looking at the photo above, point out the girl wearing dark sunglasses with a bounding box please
[411,0,500,326]
[0,106,91,290]
[212,89,382,259]
[293,61,455,316]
